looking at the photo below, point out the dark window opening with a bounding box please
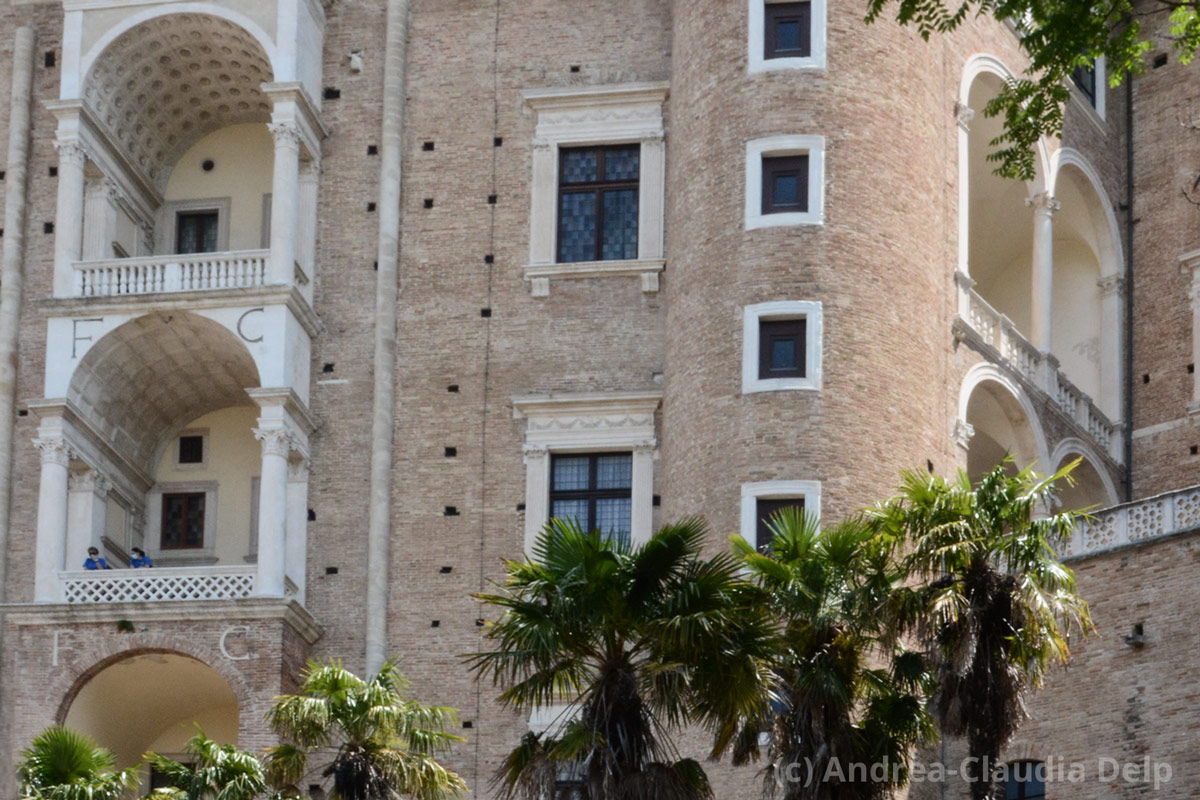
[175,211,219,254]
[762,154,809,214]
[759,318,806,379]
[557,145,640,263]
[1002,761,1046,800]
[161,492,205,550]
[1072,63,1097,107]
[550,453,632,546]
[178,435,204,464]
[765,2,812,60]
[756,497,804,552]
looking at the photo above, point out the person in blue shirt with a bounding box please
[83,547,110,570]
[130,547,153,568]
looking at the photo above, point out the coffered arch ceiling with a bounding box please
[68,313,261,471]
[83,13,274,188]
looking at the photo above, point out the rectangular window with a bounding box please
[178,435,204,465]
[765,2,812,60]
[758,318,806,379]
[161,492,206,550]
[550,453,633,546]
[175,210,219,254]
[557,145,640,263]
[762,155,809,214]
[1072,64,1096,107]
[756,497,804,552]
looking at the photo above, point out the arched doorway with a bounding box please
[1051,441,1118,513]
[62,652,238,771]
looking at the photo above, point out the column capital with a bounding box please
[522,444,550,462]
[287,458,311,482]
[254,427,294,458]
[68,470,109,496]
[268,121,303,150]
[33,437,73,467]
[954,101,975,131]
[53,138,88,167]
[531,138,553,154]
[632,443,657,456]
[1098,273,1126,297]
[953,418,975,451]
[1026,191,1060,216]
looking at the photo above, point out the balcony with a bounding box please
[72,251,309,298]
[957,282,1121,461]
[59,565,256,604]
[1065,484,1200,558]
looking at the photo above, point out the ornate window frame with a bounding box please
[521,83,668,297]
[513,391,661,554]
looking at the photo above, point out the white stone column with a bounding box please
[81,178,120,261]
[53,138,88,297]
[66,471,108,566]
[33,437,72,601]
[637,134,665,261]
[297,160,319,275]
[1098,273,1125,419]
[522,446,550,555]
[1027,191,1059,353]
[955,103,974,275]
[253,427,291,597]
[630,445,655,546]
[286,458,309,603]
[268,122,301,285]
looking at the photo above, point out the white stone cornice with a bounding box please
[513,391,662,451]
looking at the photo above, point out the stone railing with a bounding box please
[59,565,255,603]
[957,280,1120,461]
[1067,484,1200,558]
[72,250,271,297]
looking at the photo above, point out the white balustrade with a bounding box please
[959,286,1119,461]
[59,565,255,603]
[1071,485,1200,558]
[73,250,271,297]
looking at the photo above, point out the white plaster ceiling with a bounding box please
[83,13,273,188]
[68,313,260,470]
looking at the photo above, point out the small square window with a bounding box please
[756,496,804,552]
[743,301,822,393]
[762,155,809,214]
[764,2,811,60]
[178,435,204,464]
[758,319,806,379]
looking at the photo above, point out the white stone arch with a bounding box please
[1049,436,1119,508]
[78,3,280,85]
[1049,148,1124,276]
[957,362,1051,473]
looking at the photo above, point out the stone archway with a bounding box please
[959,365,1049,482]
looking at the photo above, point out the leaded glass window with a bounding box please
[161,492,205,550]
[550,453,633,545]
[557,146,639,263]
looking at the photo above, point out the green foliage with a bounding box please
[17,726,138,800]
[869,460,1092,800]
[865,0,1158,179]
[264,659,467,800]
[146,731,268,800]
[468,517,778,800]
[730,508,937,800]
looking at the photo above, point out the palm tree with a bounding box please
[17,726,138,800]
[146,730,267,799]
[870,461,1093,800]
[467,517,778,800]
[730,507,935,800]
[264,659,467,800]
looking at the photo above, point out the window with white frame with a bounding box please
[1069,55,1106,120]
[740,480,821,553]
[743,301,823,393]
[749,0,827,73]
[521,83,668,295]
[746,135,825,229]
[513,391,661,554]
